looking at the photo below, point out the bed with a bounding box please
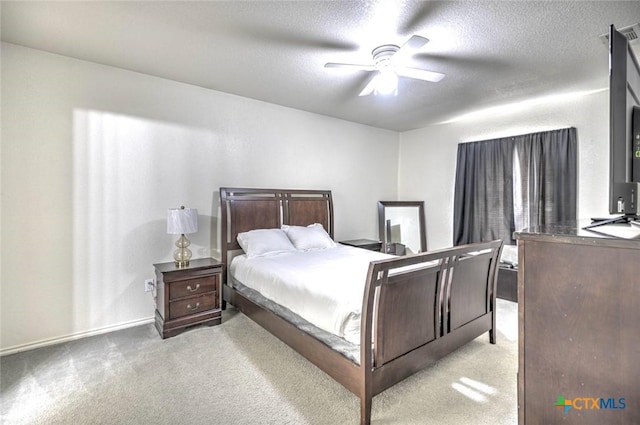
[220,187,503,425]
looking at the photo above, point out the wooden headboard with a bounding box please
[219,187,334,282]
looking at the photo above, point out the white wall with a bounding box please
[398,90,609,250]
[0,43,399,353]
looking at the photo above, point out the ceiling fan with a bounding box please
[325,35,445,96]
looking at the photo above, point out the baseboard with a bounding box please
[0,316,155,356]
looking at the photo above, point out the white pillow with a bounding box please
[282,223,337,251]
[237,228,297,258]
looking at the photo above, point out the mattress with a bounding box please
[230,244,392,345]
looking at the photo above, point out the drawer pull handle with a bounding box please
[186,302,200,311]
[186,284,200,292]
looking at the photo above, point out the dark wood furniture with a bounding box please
[154,257,222,339]
[339,239,383,252]
[384,242,406,255]
[497,266,517,302]
[220,187,503,425]
[516,223,640,425]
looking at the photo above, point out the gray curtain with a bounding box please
[453,127,577,245]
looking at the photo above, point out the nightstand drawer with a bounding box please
[169,292,217,320]
[169,275,217,300]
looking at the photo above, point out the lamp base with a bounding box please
[173,234,192,268]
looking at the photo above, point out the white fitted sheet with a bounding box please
[230,244,392,345]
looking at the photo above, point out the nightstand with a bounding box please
[153,258,222,339]
[340,239,383,252]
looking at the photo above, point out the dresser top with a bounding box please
[515,220,640,249]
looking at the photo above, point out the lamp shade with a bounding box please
[167,207,198,235]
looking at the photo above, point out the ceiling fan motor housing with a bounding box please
[372,44,400,67]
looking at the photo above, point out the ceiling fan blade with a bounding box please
[325,62,377,71]
[358,76,377,96]
[396,67,445,82]
[401,35,430,51]
[393,35,429,64]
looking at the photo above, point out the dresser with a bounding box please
[515,222,639,424]
[153,258,222,338]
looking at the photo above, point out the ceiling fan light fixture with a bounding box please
[325,34,443,97]
[374,68,398,95]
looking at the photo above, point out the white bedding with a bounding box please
[230,244,392,345]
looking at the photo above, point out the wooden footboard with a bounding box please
[359,240,503,424]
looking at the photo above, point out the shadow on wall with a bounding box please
[71,108,225,330]
[209,194,221,259]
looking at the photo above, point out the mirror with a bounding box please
[378,201,427,255]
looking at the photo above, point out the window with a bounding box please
[453,127,577,245]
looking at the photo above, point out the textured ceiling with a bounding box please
[2,1,639,131]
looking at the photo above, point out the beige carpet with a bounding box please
[1,299,518,425]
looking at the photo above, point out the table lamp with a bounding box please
[167,206,198,267]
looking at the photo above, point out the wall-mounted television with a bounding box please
[587,24,640,228]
